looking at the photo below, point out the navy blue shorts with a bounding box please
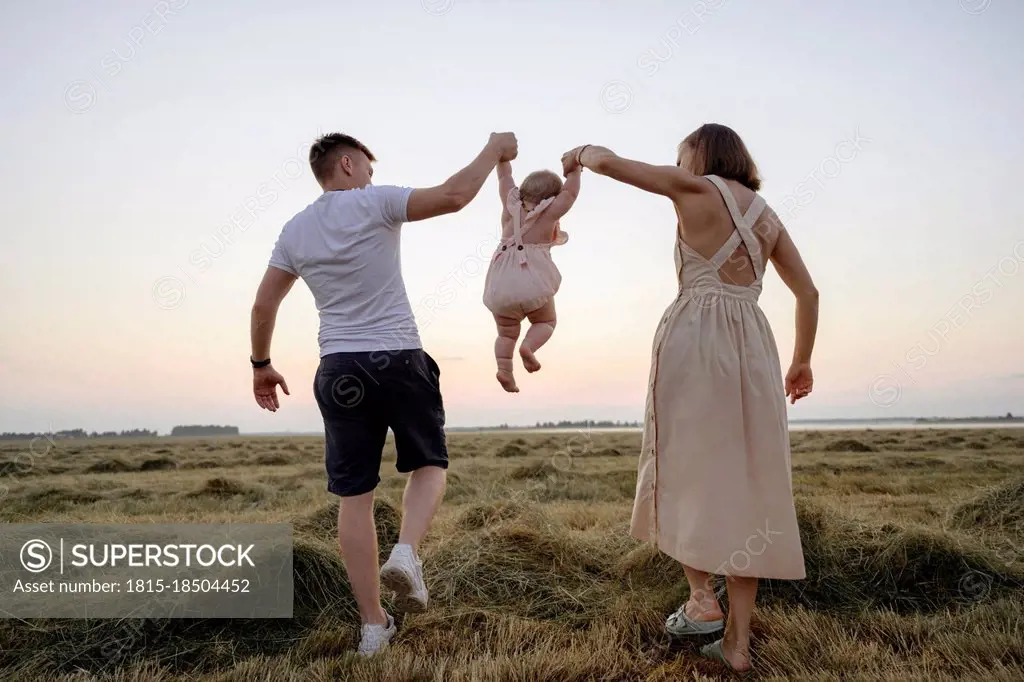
[313,349,448,497]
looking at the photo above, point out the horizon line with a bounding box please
[3,414,1022,439]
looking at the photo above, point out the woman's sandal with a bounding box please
[700,639,751,676]
[665,604,724,636]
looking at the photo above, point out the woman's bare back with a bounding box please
[674,177,783,287]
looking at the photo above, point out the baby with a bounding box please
[482,160,581,392]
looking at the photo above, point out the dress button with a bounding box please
[501,245,507,251]
[517,245,524,251]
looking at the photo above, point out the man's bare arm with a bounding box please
[250,265,298,361]
[405,133,518,222]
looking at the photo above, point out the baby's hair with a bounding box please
[520,170,562,204]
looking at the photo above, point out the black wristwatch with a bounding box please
[250,356,271,369]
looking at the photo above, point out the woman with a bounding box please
[562,124,818,674]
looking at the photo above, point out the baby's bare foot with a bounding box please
[520,347,541,373]
[496,369,519,393]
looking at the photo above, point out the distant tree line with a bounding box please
[0,428,157,441]
[0,424,242,440]
[916,413,1020,423]
[169,425,240,436]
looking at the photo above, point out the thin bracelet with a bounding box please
[577,143,593,166]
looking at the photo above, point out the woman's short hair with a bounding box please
[680,123,761,192]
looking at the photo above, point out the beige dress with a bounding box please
[629,175,806,580]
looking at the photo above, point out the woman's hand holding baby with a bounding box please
[561,146,585,176]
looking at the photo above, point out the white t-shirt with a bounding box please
[268,185,422,356]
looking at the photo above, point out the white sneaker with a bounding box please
[356,612,395,657]
[379,544,428,613]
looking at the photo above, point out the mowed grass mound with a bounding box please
[0,538,358,678]
[764,500,1024,613]
[949,475,1024,536]
[0,428,1023,680]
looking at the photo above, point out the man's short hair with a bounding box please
[309,133,376,184]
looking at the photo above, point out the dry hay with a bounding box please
[139,458,177,472]
[184,478,266,503]
[824,438,877,453]
[0,540,354,678]
[85,458,135,473]
[455,499,530,530]
[3,428,1024,680]
[758,500,1024,613]
[949,476,1024,535]
[495,442,529,458]
[255,454,290,466]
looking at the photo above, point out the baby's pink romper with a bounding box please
[482,187,568,319]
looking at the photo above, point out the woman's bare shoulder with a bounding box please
[752,203,787,255]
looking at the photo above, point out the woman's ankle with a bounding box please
[722,631,750,659]
[685,596,724,619]
[361,606,389,626]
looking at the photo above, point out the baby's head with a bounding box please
[520,170,562,205]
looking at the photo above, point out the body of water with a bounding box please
[457,421,1024,435]
[788,421,1024,431]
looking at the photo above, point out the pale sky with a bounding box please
[2,0,1022,434]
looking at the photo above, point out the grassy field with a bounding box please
[1,428,1023,681]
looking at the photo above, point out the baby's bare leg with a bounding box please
[493,312,522,393]
[520,299,557,373]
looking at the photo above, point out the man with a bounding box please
[249,130,518,655]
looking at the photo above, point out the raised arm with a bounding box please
[497,160,516,204]
[545,166,582,219]
[405,133,518,222]
[561,144,705,199]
